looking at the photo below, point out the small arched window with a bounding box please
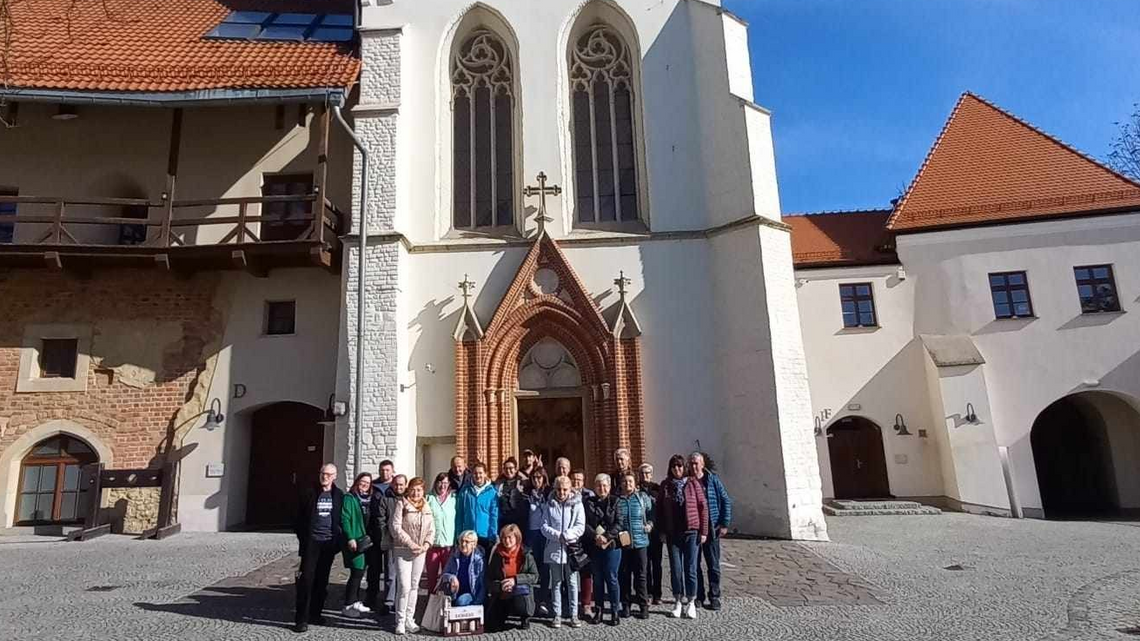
[452,29,516,230]
[569,25,639,225]
[16,435,98,524]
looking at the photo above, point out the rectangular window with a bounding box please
[261,174,314,241]
[265,301,297,336]
[839,283,877,328]
[0,188,16,244]
[989,271,1034,319]
[39,339,79,379]
[1074,264,1121,314]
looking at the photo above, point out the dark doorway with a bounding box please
[1031,395,1119,518]
[517,396,585,472]
[827,416,891,499]
[245,402,326,529]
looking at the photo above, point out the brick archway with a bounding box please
[454,234,644,474]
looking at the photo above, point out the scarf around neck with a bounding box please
[668,476,688,506]
[406,495,426,511]
[498,544,522,578]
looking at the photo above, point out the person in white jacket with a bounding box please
[541,475,586,629]
[390,477,436,635]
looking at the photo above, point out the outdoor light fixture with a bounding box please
[51,105,78,121]
[204,398,225,430]
[893,413,912,436]
[325,393,348,420]
[964,403,979,424]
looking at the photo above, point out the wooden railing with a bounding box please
[0,193,345,249]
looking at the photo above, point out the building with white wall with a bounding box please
[791,93,1140,518]
[341,0,827,540]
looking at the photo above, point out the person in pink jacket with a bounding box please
[390,477,436,635]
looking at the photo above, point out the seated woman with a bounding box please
[439,530,485,607]
[485,524,539,632]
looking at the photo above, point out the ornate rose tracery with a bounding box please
[569,25,633,92]
[452,30,514,99]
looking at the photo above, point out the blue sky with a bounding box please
[722,0,1140,214]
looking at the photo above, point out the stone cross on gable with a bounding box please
[458,274,476,301]
[523,172,561,237]
[614,271,631,299]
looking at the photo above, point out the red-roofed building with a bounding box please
[795,93,1140,522]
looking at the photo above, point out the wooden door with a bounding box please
[517,397,585,472]
[827,418,891,499]
[246,403,326,529]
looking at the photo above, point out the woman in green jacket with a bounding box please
[341,472,372,618]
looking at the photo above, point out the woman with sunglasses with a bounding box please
[656,454,708,620]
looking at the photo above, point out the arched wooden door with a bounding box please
[827,417,891,499]
[16,435,99,525]
[245,402,326,529]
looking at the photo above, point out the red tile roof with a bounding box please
[2,0,359,93]
[888,93,1140,232]
[786,210,898,269]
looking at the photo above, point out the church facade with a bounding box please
[339,0,828,540]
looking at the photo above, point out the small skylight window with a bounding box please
[204,12,354,43]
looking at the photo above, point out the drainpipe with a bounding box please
[333,104,369,479]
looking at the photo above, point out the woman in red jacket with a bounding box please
[656,454,708,621]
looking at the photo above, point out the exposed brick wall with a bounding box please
[454,235,646,475]
[0,270,224,470]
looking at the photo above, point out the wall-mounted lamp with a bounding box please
[325,393,348,421]
[964,403,978,424]
[893,413,912,436]
[204,398,225,431]
[896,267,907,281]
[795,277,808,288]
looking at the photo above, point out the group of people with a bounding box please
[293,448,733,635]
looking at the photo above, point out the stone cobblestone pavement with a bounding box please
[2,514,1140,640]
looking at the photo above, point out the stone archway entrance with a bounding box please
[245,402,326,529]
[827,416,891,499]
[454,234,644,475]
[1030,392,1140,518]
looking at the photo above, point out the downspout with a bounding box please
[333,104,369,478]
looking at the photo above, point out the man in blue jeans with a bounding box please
[690,452,732,611]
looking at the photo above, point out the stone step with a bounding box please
[823,500,942,516]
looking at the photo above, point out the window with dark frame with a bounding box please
[16,435,98,525]
[839,283,877,328]
[989,271,1034,319]
[261,174,314,241]
[1074,264,1121,314]
[451,30,515,230]
[39,339,79,379]
[0,188,16,244]
[265,301,297,336]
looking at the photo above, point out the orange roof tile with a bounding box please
[2,0,360,93]
[888,93,1140,232]
[787,210,898,269]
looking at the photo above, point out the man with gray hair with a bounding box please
[638,463,663,605]
[689,451,732,611]
[293,463,343,633]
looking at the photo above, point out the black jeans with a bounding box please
[365,547,386,606]
[485,593,535,631]
[619,546,649,608]
[345,568,365,606]
[295,537,338,626]
[696,532,722,602]
[647,535,663,600]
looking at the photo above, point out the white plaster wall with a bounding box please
[0,103,352,246]
[721,12,754,102]
[898,212,1140,512]
[179,269,342,532]
[357,0,777,241]
[794,265,945,499]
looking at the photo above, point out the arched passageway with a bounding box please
[1031,392,1140,518]
[827,416,891,499]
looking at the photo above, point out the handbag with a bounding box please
[565,540,590,572]
[510,584,531,597]
[355,534,373,554]
[618,531,632,548]
[421,592,448,633]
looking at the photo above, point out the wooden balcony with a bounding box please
[0,193,346,276]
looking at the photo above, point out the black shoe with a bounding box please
[587,611,602,625]
[636,605,649,620]
[608,611,620,626]
[377,603,390,616]
[709,598,722,611]
[620,605,631,618]
[293,622,308,633]
[520,619,531,630]
[308,615,327,626]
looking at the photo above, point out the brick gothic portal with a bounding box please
[454,234,645,475]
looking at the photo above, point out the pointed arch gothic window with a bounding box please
[570,25,640,225]
[452,30,516,229]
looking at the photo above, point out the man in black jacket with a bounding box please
[294,463,343,633]
[367,473,407,615]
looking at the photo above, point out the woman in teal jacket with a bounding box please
[425,472,457,592]
[341,472,372,617]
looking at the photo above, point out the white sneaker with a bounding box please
[394,623,406,635]
[685,600,698,620]
[670,600,684,618]
[353,601,372,614]
[406,622,420,633]
[342,605,361,618]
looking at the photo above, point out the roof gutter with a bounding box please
[332,103,370,480]
[0,86,348,108]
